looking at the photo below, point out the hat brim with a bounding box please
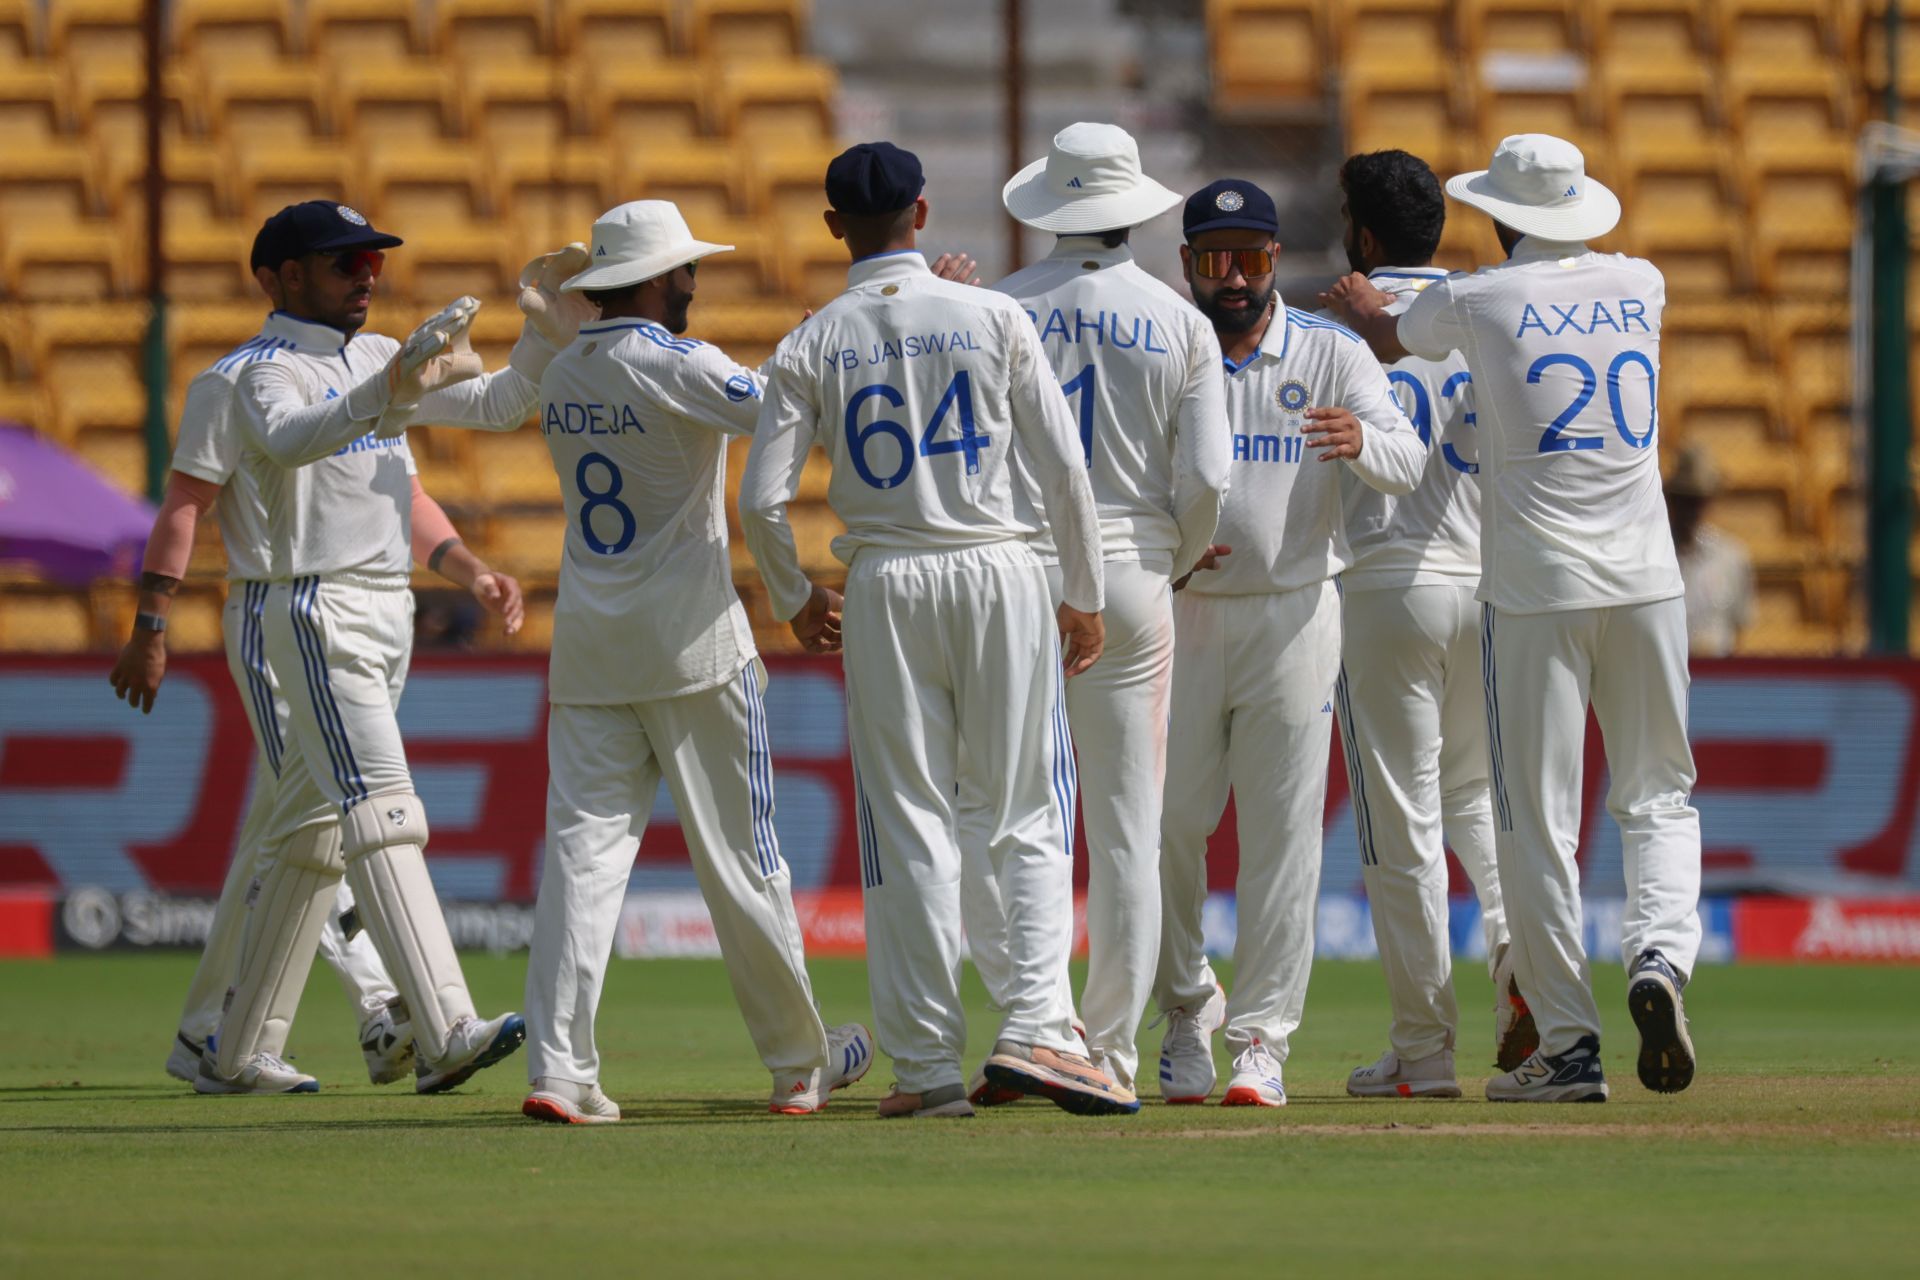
[1001,156,1183,233]
[308,227,405,254]
[1182,213,1280,239]
[560,240,735,292]
[1444,170,1621,241]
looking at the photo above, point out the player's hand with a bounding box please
[931,253,982,286]
[1304,407,1364,462]
[517,243,596,346]
[1172,543,1232,592]
[471,570,525,636]
[1057,604,1104,677]
[790,584,843,654]
[108,631,167,714]
[1317,272,1394,325]
[388,297,485,408]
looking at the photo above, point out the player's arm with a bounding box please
[739,351,839,652]
[1319,273,1411,362]
[1310,344,1428,496]
[237,359,393,467]
[1005,312,1105,675]
[108,471,222,713]
[661,344,766,437]
[409,477,523,635]
[1170,322,1231,579]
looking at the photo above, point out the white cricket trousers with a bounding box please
[527,662,829,1085]
[1336,583,1508,1062]
[1156,580,1341,1061]
[844,542,1080,1094]
[176,581,396,1049]
[1482,596,1702,1056]
[958,556,1173,1090]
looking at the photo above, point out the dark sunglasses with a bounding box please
[327,249,386,279]
[1191,247,1274,280]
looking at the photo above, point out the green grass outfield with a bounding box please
[1,955,1914,1277]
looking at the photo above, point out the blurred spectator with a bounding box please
[1667,445,1753,657]
[414,588,483,650]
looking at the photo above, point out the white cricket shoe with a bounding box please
[876,1083,975,1119]
[1220,1039,1286,1107]
[1492,945,1539,1072]
[1346,1048,1461,1099]
[968,1016,1088,1107]
[1154,983,1225,1104]
[359,998,416,1086]
[523,1077,621,1125]
[415,1012,526,1095]
[194,1051,318,1095]
[165,1032,207,1084]
[770,1022,875,1114]
[1486,1034,1610,1103]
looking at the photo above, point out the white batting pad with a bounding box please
[214,822,345,1077]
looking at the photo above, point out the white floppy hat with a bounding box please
[1445,134,1621,241]
[1001,122,1183,234]
[559,200,733,292]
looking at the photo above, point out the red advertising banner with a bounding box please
[4,653,1920,900]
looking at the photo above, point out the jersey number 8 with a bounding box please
[844,370,989,490]
[575,451,636,554]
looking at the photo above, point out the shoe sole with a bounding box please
[1221,1085,1285,1107]
[1629,972,1695,1093]
[522,1094,618,1125]
[1161,1093,1211,1105]
[1346,1080,1463,1099]
[1486,1085,1610,1103]
[1496,984,1541,1074]
[193,1077,320,1095]
[982,1060,1141,1117]
[418,1016,527,1095]
[968,1077,1027,1108]
[877,1100,976,1119]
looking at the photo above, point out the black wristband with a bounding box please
[134,611,167,633]
[427,537,461,574]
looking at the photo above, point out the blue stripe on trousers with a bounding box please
[1480,603,1513,832]
[742,663,781,876]
[1333,667,1378,867]
[290,576,368,809]
[239,583,283,778]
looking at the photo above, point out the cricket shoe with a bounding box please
[1220,1039,1286,1107]
[876,1082,974,1119]
[359,998,416,1086]
[982,1039,1139,1116]
[165,1032,207,1084]
[1153,982,1226,1104]
[1492,946,1539,1072]
[415,1012,526,1094]
[968,1017,1089,1107]
[770,1023,875,1114]
[1628,949,1695,1094]
[523,1077,620,1125]
[1486,1034,1609,1103]
[194,1051,318,1095]
[1346,1047,1461,1099]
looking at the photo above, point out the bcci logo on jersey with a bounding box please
[1275,379,1309,413]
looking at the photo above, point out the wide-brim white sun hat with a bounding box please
[560,199,734,292]
[1445,133,1622,241]
[1002,122,1184,234]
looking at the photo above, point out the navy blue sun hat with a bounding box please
[1183,179,1279,239]
[250,201,404,272]
[825,142,926,216]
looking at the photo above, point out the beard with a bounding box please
[1344,232,1368,275]
[1194,279,1276,335]
[664,284,695,334]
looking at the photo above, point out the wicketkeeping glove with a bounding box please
[517,243,596,346]
[387,295,484,406]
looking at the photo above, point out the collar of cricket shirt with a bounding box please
[1048,235,1134,268]
[847,249,929,289]
[262,309,357,355]
[1366,264,1448,298]
[1221,290,1284,374]
[1507,235,1590,265]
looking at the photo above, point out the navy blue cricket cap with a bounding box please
[824,142,925,216]
[1183,179,1279,239]
[249,200,404,272]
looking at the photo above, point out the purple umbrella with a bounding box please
[0,424,155,586]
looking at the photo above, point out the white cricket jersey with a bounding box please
[993,237,1230,577]
[1189,298,1427,597]
[537,318,761,705]
[1398,236,1681,614]
[232,310,538,582]
[167,322,279,582]
[740,250,1104,619]
[1336,267,1482,592]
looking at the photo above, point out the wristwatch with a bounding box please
[134,612,168,634]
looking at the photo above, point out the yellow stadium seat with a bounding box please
[1863,2,1920,94]
[30,304,149,439]
[1341,61,1466,173]
[0,140,102,224]
[173,0,295,64]
[205,61,334,156]
[778,218,854,309]
[0,64,66,147]
[70,63,202,172]
[464,62,576,151]
[630,144,750,228]
[687,0,808,60]
[73,426,147,495]
[363,146,506,293]
[103,136,230,233]
[0,0,40,60]
[437,0,552,65]
[1326,0,1448,66]
[0,584,94,652]
[719,60,835,143]
[0,381,50,434]
[306,0,424,62]
[1457,0,1581,57]
[159,217,254,300]
[1661,301,1775,401]
[1209,0,1326,110]
[1625,219,1753,298]
[590,62,708,146]
[484,509,568,578]
[410,428,481,511]
[787,502,847,575]
[1770,301,1851,422]
[1597,59,1719,170]
[1723,63,1855,153]
[47,0,143,77]
[1586,0,1710,64]
[750,145,840,229]
[233,141,357,224]
[1710,482,1804,571]
[334,60,461,143]
[1716,0,1846,66]
[3,221,132,302]
[496,143,615,252]
[557,0,675,61]
[473,430,563,504]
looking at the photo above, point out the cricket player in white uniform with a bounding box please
[520,202,872,1125]
[109,258,521,1087]
[1153,179,1427,1108]
[1327,135,1702,1101]
[742,142,1132,1118]
[956,123,1230,1101]
[1319,150,1531,1100]
[198,200,559,1094]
